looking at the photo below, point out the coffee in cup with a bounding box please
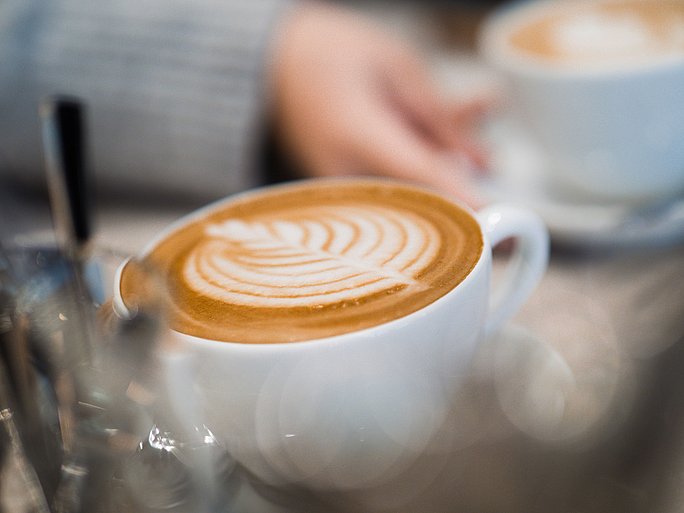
[121,180,483,344]
[116,178,548,488]
[508,1,684,69]
[480,0,684,203]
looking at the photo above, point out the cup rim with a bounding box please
[134,177,481,258]
[479,0,684,80]
[113,177,491,350]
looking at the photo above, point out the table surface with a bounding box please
[2,5,683,512]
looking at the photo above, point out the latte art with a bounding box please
[122,180,483,343]
[185,205,439,308]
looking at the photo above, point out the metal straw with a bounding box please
[41,96,92,263]
[40,95,100,513]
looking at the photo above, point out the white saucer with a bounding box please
[477,118,684,249]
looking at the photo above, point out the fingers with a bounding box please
[384,55,475,158]
[347,95,484,209]
[386,61,492,173]
[446,95,498,172]
[383,54,456,150]
[449,94,497,128]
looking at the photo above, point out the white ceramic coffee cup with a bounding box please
[115,182,548,489]
[480,0,684,204]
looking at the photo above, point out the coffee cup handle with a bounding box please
[477,204,549,339]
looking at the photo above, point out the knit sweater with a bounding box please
[0,0,290,199]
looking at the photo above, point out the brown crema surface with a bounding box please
[508,1,684,63]
[120,180,483,343]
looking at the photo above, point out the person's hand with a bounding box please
[270,2,489,207]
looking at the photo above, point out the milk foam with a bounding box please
[554,12,652,56]
[183,205,440,308]
[502,1,684,70]
[552,9,684,64]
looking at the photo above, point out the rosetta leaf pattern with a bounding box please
[184,205,439,307]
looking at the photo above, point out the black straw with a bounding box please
[41,95,92,256]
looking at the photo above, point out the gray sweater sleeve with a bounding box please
[0,0,291,199]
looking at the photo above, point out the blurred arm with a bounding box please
[0,0,290,199]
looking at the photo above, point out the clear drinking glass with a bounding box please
[0,241,233,512]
